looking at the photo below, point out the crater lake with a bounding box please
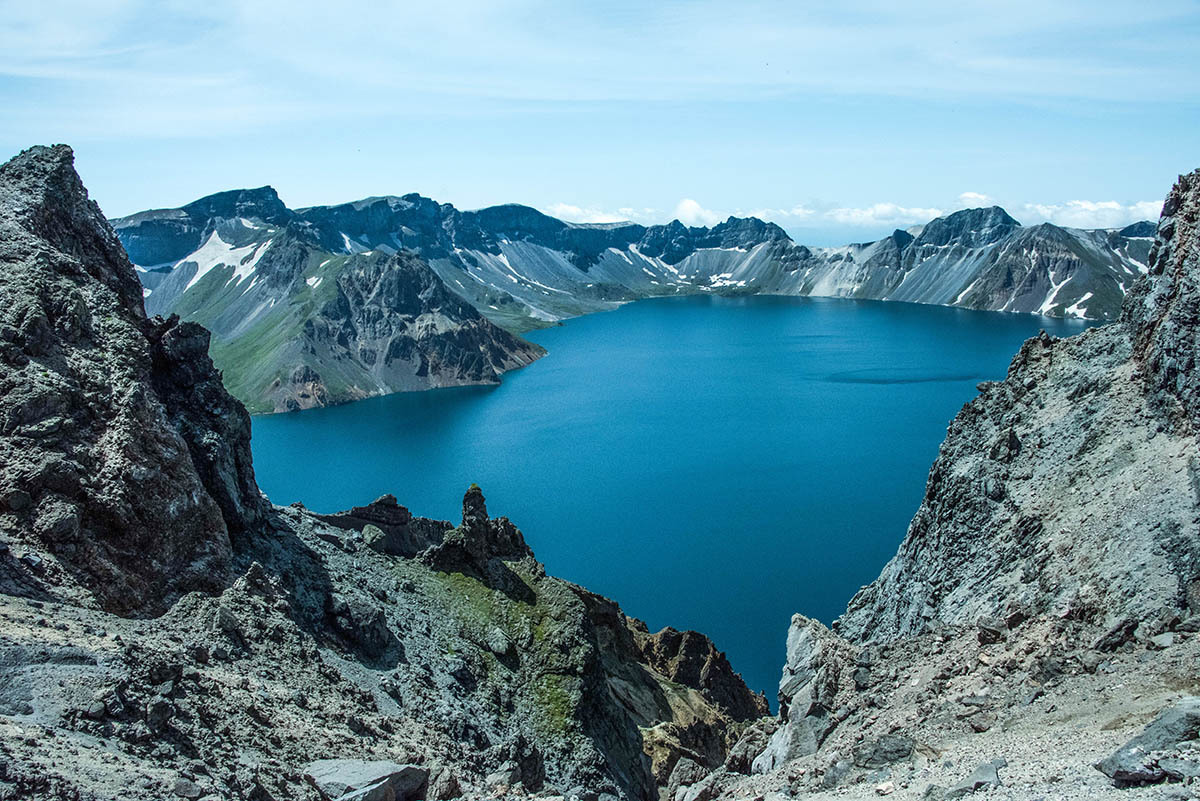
[250,295,1094,699]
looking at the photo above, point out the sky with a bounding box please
[2,1,1197,245]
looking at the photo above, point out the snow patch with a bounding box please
[181,231,268,291]
[1065,292,1093,318]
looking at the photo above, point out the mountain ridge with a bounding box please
[116,186,1153,336]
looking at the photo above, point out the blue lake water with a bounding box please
[250,295,1094,700]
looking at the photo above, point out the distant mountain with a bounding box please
[113,190,543,413]
[114,190,1153,409]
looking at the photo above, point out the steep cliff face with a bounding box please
[0,145,265,615]
[0,145,762,801]
[271,250,544,412]
[836,170,1200,644]
[1124,169,1200,426]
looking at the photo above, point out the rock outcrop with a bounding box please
[0,145,265,616]
[0,144,762,801]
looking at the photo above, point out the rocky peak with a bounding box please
[917,205,1021,248]
[462,483,489,530]
[710,216,791,245]
[0,145,145,315]
[181,185,292,226]
[420,486,531,580]
[0,144,265,615]
[1119,220,1157,238]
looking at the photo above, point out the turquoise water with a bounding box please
[250,296,1093,700]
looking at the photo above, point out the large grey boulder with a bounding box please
[751,616,852,774]
[945,758,1005,799]
[303,759,428,801]
[1096,697,1200,785]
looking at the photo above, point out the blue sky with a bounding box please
[2,1,1197,244]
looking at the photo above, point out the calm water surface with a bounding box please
[251,296,1093,699]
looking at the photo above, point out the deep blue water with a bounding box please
[250,296,1093,701]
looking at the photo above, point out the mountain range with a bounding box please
[113,189,1154,412]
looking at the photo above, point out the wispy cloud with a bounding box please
[2,0,1198,142]
[958,191,993,206]
[4,1,1190,222]
[1018,199,1163,229]
[674,199,723,227]
[824,203,946,227]
[544,203,634,224]
[539,191,1163,236]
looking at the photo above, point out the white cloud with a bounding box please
[957,191,992,206]
[741,205,816,222]
[543,203,631,224]
[824,203,944,227]
[674,198,723,227]
[1018,199,1162,229]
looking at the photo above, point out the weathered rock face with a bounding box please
[635,627,769,723]
[0,145,265,615]
[835,170,1200,644]
[276,250,544,412]
[750,616,853,774]
[1124,169,1200,428]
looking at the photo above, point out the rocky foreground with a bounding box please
[0,144,1198,801]
[0,146,764,801]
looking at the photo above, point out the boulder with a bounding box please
[1096,696,1200,785]
[327,593,396,659]
[303,760,428,801]
[665,757,708,801]
[752,616,851,774]
[945,758,1005,798]
[854,733,915,769]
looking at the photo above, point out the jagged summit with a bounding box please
[916,205,1021,248]
[1119,219,1157,238]
[1,144,146,316]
